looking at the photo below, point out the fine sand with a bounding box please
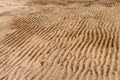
[0,0,120,80]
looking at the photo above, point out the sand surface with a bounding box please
[0,0,120,80]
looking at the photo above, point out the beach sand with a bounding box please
[0,0,120,80]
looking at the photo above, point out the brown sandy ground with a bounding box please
[0,0,120,80]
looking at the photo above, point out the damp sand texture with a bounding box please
[0,0,120,80]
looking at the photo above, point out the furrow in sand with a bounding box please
[0,17,52,54]
[76,29,90,59]
[22,36,65,79]
[96,28,106,79]
[70,29,89,80]
[109,29,119,80]
[33,36,70,79]
[0,46,41,79]
[89,28,106,79]
[89,9,107,20]
[72,21,88,58]
[70,19,88,52]
[107,27,115,80]
[40,49,65,80]
[86,30,99,80]
[1,20,37,46]
[86,21,104,79]
[36,21,78,64]
[0,26,42,68]
[42,19,74,41]
[8,66,18,80]
[102,30,111,80]
[43,16,82,44]
[91,29,102,80]
[25,49,59,80]
[22,15,89,80]
[0,35,43,66]
[95,28,105,79]
[0,16,33,43]
[116,32,120,80]
[1,15,51,45]
[69,18,83,40]
[0,44,32,78]
[103,20,115,80]
[77,30,96,80]
[98,29,110,80]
